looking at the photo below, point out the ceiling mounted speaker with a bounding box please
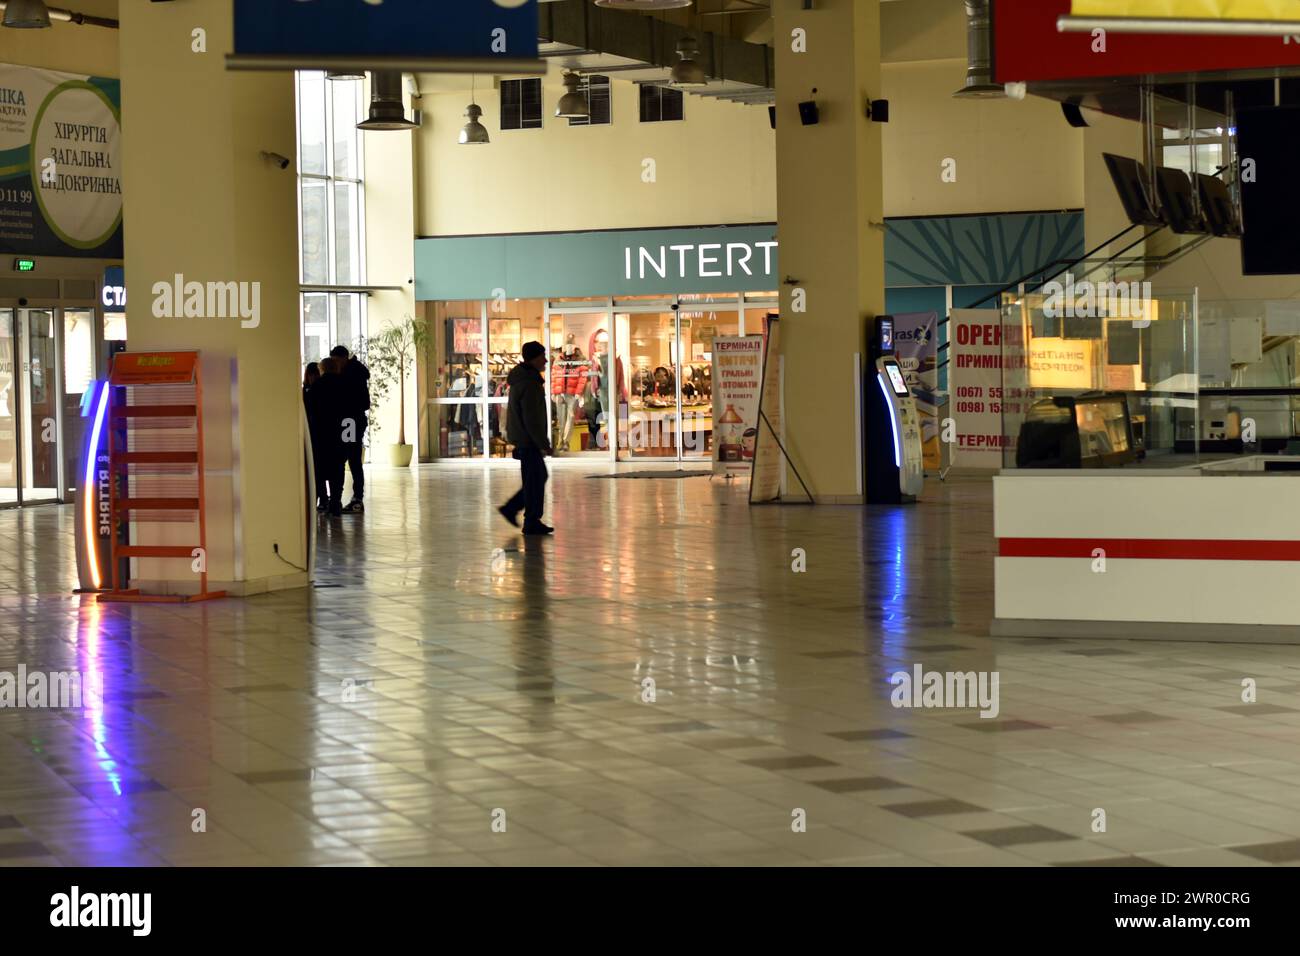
[594,1,693,8]
[1062,102,1089,128]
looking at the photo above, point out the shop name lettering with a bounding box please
[625,241,777,281]
[45,122,120,195]
[0,87,25,117]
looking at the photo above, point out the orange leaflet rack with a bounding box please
[98,351,226,604]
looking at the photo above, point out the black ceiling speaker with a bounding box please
[1062,102,1089,128]
[868,99,889,123]
[798,100,819,126]
[768,105,776,130]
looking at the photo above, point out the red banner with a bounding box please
[994,0,1300,83]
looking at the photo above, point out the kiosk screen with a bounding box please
[884,363,908,397]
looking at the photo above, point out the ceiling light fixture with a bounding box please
[671,37,707,88]
[327,70,365,81]
[358,71,417,131]
[3,0,52,29]
[459,75,489,145]
[556,71,590,119]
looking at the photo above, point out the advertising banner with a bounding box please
[712,336,763,478]
[0,64,122,259]
[231,0,541,71]
[1073,0,1300,18]
[750,318,785,502]
[995,0,1300,82]
[948,309,1006,470]
[893,311,941,471]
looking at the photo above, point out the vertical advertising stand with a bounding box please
[97,351,225,604]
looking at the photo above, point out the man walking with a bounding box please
[499,341,553,535]
[330,345,371,514]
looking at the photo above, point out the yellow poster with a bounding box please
[1073,1,1300,18]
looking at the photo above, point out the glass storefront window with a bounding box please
[0,311,15,503]
[63,309,95,496]
[422,292,768,461]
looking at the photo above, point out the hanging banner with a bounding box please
[229,0,543,73]
[948,309,1006,470]
[1072,0,1300,19]
[0,64,122,259]
[893,311,941,471]
[750,317,785,502]
[996,0,1300,82]
[711,336,763,478]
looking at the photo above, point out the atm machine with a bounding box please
[865,317,924,503]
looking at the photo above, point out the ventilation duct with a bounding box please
[952,0,1006,99]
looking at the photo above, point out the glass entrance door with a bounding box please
[546,309,613,456]
[0,310,16,505]
[19,309,60,503]
[0,307,73,507]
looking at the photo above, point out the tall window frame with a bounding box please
[295,70,370,363]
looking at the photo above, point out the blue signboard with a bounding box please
[230,0,542,71]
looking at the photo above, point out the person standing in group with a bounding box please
[331,345,371,514]
[308,357,348,517]
[499,341,553,536]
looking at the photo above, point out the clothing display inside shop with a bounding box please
[551,339,593,451]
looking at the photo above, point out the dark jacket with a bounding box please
[307,374,350,452]
[507,362,550,451]
[341,358,371,423]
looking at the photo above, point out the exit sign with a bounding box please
[13,258,34,272]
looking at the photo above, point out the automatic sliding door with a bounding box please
[0,310,16,505]
[20,309,59,503]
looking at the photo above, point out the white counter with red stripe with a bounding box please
[993,460,1300,642]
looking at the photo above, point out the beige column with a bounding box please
[119,0,307,594]
[773,0,885,503]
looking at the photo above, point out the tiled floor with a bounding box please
[3,463,1300,866]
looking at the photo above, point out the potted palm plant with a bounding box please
[365,314,428,467]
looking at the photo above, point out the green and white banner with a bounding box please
[0,63,122,258]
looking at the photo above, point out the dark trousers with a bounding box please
[504,446,548,527]
[320,444,345,511]
[345,426,365,501]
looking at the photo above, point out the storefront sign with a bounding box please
[948,309,1007,470]
[416,224,779,301]
[0,64,122,259]
[996,0,1300,82]
[1072,0,1297,20]
[711,336,763,478]
[1027,337,1097,390]
[230,0,541,71]
[102,265,125,312]
[893,312,940,471]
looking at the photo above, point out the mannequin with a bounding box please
[551,335,588,451]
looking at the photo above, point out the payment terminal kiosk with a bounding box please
[865,316,924,503]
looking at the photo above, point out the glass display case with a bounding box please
[999,282,1199,468]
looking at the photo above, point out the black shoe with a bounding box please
[316,502,327,513]
[522,523,553,536]
[328,504,343,517]
[342,500,364,514]
[498,504,520,528]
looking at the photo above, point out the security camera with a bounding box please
[260,151,291,170]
